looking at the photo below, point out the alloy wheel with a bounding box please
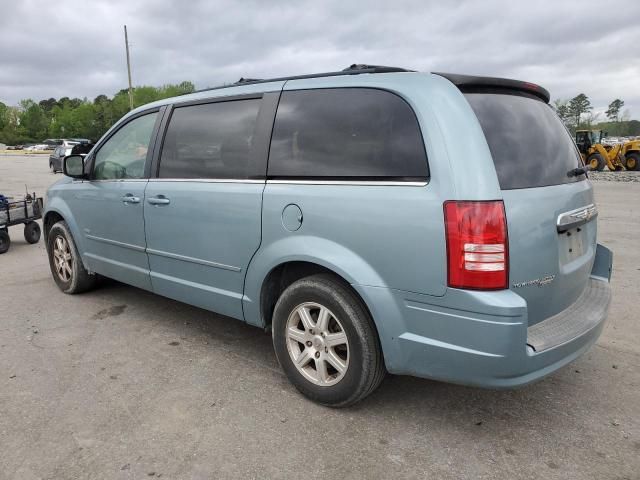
[285,302,350,386]
[53,235,72,282]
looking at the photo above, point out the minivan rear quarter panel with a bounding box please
[244,74,510,326]
[243,74,487,328]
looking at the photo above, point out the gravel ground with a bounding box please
[1,155,639,480]
[589,171,640,182]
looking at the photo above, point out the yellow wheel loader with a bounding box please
[575,130,625,171]
[621,138,640,171]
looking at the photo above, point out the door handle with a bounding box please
[122,194,140,204]
[147,195,171,206]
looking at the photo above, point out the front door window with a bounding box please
[92,112,158,180]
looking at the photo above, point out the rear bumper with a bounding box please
[354,244,613,388]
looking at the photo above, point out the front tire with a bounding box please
[588,153,606,171]
[47,221,96,293]
[272,273,385,407]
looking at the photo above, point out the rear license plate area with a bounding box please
[560,227,585,263]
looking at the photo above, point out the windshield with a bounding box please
[465,92,583,189]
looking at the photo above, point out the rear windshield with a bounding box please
[465,92,583,189]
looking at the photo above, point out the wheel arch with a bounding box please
[43,202,90,270]
[255,259,388,369]
[258,261,355,330]
[43,210,64,243]
[243,237,388,331]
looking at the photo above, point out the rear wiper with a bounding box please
[567,166,591,177]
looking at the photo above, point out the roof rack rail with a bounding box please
[235,77,264,84]
[191,64,413,95]
[342,64,412,73]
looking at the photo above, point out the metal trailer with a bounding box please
[0,193,43,254]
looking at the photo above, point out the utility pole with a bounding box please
[124,25,134,110]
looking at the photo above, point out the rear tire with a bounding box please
[588,153,606,171]
[24,221,41,244]
[625,152,640,171]
[272,273,385,407]
[47,220,97,294]
[50,162,56,173]
[0,230,10,254]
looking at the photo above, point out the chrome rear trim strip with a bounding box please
[148,178,265,184]
[266,179,428,186]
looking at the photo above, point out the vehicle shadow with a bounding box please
[90,278,590,432]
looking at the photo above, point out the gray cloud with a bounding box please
[1,0,638,118]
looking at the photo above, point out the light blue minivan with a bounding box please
[44,65,612,406]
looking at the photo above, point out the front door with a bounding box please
[144,95,273,320]
[69,110,160,290]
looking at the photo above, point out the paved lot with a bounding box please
[1,155,639,479]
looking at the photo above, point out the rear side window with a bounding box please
[465,92,583,189]
[268,88,428,180]
[159,99,261,179]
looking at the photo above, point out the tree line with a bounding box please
[553,95,639,136]
[0,81,195,145]
[1,82,638,145]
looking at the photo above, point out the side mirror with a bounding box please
[63,155,87,179]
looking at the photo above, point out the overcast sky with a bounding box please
[1,0,639,118]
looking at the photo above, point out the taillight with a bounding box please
[444,200,508,290]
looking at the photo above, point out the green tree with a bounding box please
[0,106,22,144]
[132,86,162,107]
[39,98,57,112]
[92,94,114,137]
[19,100,49,140]
[177,81,195,94]
[553,99,571,127]
[605,99,624,122]
[93,94,109,104]
[568,93,592,129]
[57,97,70,108]
[0,101,8,131]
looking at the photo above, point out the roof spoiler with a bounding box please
[433,72,550,103]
